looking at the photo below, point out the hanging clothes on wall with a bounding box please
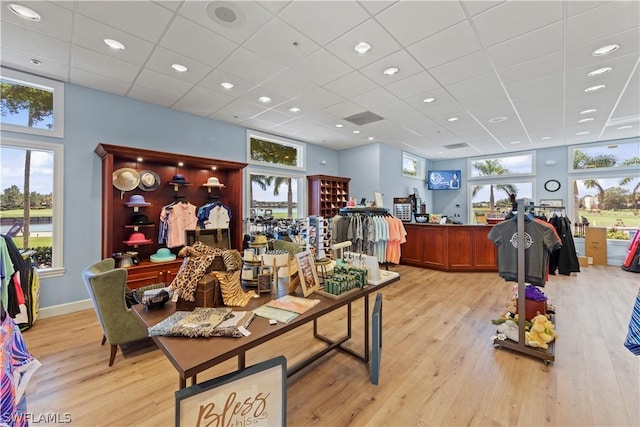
[159,199,198,248]
[197,201,232,231]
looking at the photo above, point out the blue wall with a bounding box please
[2,82,635,311]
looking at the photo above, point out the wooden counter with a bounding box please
[401,223,497,272]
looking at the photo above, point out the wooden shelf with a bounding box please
[308,174,351,218]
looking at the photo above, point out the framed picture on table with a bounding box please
[295,250,320,297]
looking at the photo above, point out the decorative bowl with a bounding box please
[414,214,430,223]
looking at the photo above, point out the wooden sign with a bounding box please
[257,273,272,294]
[175,356,287,427]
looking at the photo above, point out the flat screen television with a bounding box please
[427,170,461,190]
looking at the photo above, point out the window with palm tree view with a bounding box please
[248,133,304,219]
[570,141,640,240]
[469,153,534,225]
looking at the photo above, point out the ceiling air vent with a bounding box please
[443,142,470,150]
[343,111,384,126]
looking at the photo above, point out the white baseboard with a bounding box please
[38,299,93,319]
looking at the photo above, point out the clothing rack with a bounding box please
[493,199,555,364]
[338,207,389,215]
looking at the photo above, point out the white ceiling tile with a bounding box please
[326,20,402,69]
[567,1,640,47]
[253,109,296,125]
[429,51,494,86]
[260,69,317,100]
[566,1,611,17]
[295,110,340,127]
[69,68,130,97]
[218,47,285,85]
[498,51,563,86]
[323,100,367,120]
[325,71,379,99]
[244,18,320,67]
[178,1,273,45]
[352,88,399,110]
[462,1,505,17]
[290,49,352,86]
[77,0,173,42]
[358,1,395,16]
[199,70,255,97]
[144,47,212,84]
[0,47,69,81]
[209,110,249,124]
[135,69,193,98]
[224,99,269,118]
[258,1,290,15]
[153,1,182,12]
[161,16,238,68]
[173,85,235,117]
[240,86,291,110]
[359,49,423,86]
[472,0,562,47]
[565,27,640,70]
[507,73,564,100]
[127,85,179,108]
[277,1,369,46]
[70,45,140,82]
[1,21,70,64]
[385,72,440,99]
[295,87,344,110]
[488,22,563,69]
[1,1,73,41]
[72,15,155,67]
[446,73,504,101]
[376,1,466,46]
[408,21,482,70]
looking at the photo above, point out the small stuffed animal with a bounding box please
[496,319,520,342]
[525,313,558,349]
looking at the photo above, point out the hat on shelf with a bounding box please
[138,170,161,191]
[169,174,189,185]
[113,168,140,192]
[130,214,153,226]
[150,248,177,263]
[123,232,152,245]
[203,177,225,188]
[125,194,151,206]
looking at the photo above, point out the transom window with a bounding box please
[247,130,305,171]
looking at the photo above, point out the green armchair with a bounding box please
[82,259,149,366]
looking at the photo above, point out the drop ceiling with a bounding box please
[1,0,638,159]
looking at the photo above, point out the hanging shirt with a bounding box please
[166,202,198,248]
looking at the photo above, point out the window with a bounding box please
[0,138,64,277]
[470,180,534,224]
[247,130,305,171]
[569,140,640,239]
[469,152,534,178]
[1,68,64,138]
[248,170,302,221]
[402,151,425,180]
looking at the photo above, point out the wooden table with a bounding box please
[133,273,400,389]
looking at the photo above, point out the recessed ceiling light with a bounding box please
[584,84,605,93]
[541,136,552,140]
[289,107,301,113]
[592,44,619,56]
[178,162,184,167]
[588,66,612,77]
[8,3,41,21]
[258,96,272,104]
[137,157,143,162]
[488,116,508,123]
[368,137,374,141]
[383,67,399,76]
[30,58,41,65]
[617,125,633,130]
[220,82,234,89]
[510,141,521,145]
[580,109,597,115]
[447,117,459,122]
[171,63,188,72]
[422,97,436,103]
[576,131,590,135]
[211,166,217,170]
[578,118,595,123]
[104,38,125,50]
[335,124,343,128]
[354,42,371,54]
[353,130,360,134]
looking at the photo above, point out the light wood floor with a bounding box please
[21,264,639,427]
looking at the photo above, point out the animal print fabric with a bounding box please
[170,242,223,302]
[221,250,243,272]
[211,270,256,307]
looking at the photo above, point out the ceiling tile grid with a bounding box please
[0,0,637,160]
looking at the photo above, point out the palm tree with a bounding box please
[249,174,273,209]
[619,156,640,212]
[272,176,294,218]
[572,151,617,221]
[471,159,516,211]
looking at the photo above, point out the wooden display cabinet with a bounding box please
[307,174,350,218]
[95,143,247,288]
